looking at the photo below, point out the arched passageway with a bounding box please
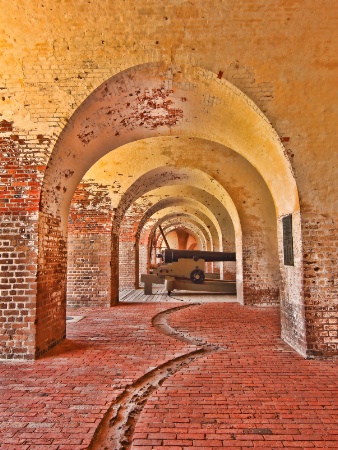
[133,203,224,290]
[38,62,302,358]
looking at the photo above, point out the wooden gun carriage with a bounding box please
[141,249,236,295]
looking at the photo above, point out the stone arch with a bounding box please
[112,168,243,301]
[41,62,298,222]
[107,165,242,301]
[140,210,215,251]
[38,61,302,358]
[136,199,223,245]
[113,172,240,295]
[111,165,241,236]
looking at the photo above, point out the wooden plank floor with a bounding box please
[119,287,238,303]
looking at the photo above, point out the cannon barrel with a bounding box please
[162,249,236,263]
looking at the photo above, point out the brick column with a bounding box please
[0,126,41,360]
[302,212,338,357]
[67,182,113,307]
[242,225,280,306]
[36,212,67,357]
[119,204,146,288]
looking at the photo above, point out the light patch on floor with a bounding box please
[168,292,238,303]
[66,316,85,323]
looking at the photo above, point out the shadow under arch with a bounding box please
[38,61,304,358]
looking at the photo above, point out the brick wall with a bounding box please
[0,210,38,360]
[242,226,280,306]
[118,204,141,288]
[278,212,307,357]
[36,212,67,357]
[118,201,170,288]
[67,182,113,307]
[67,234,111,307]
[0,126,41,360]
[278,210,338,358]
[138,243,149,284]
[222,234,236,281]
[302,213,338,356]
[119,241,136,288]
[223,261,236,280]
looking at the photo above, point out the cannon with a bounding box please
[160,249,236,263]
[141,249,236,295]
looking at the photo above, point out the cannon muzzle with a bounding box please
[162,249,236,263]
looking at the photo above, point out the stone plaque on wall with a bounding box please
[283,214,294,266]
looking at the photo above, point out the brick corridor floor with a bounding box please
[0,291,338,449]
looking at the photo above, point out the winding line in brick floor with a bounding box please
[88,303,226,450]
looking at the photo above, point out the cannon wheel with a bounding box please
[190,269,205,284]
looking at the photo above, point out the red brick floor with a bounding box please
[0,294,337,449]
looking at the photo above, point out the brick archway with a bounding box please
[37,61,302,358]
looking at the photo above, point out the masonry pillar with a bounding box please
[242,224,280,306]
[138,240,149,285]
[119,204,146,289]
[302,212,338,357]
[67,182,113,308]
[0,125,41,360]
[36,212,67,357]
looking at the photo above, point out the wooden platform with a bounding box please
[119,287,238,303]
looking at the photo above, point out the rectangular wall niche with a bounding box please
[282,214,294,266]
